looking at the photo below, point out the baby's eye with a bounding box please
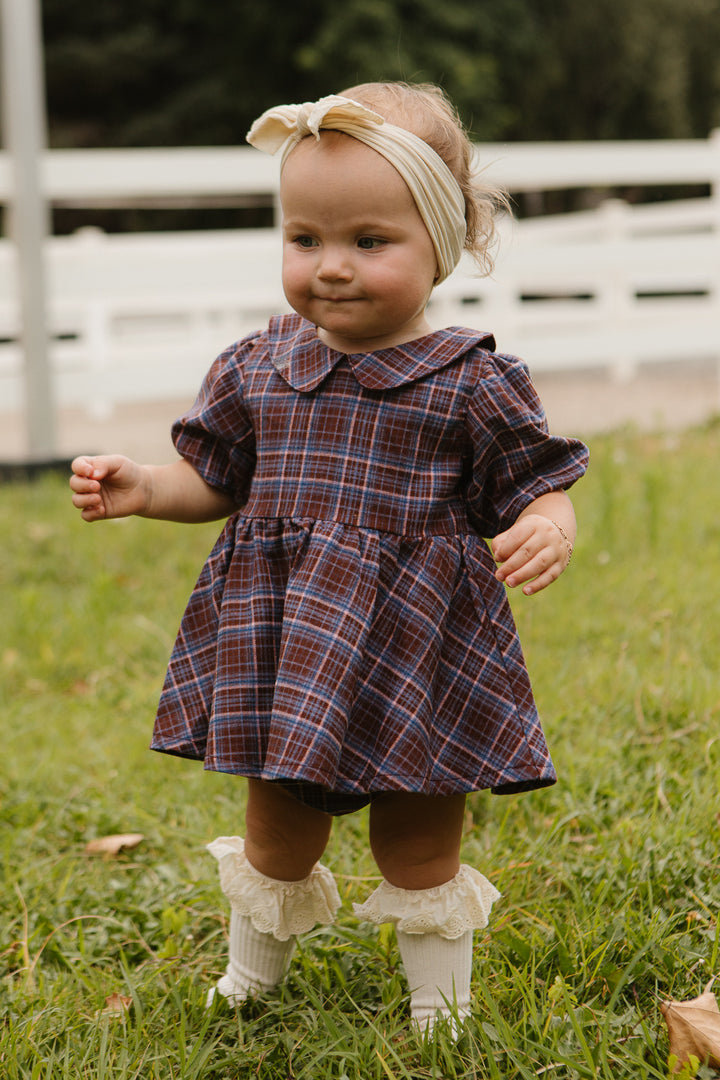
[357,236,384,250]
[294,235,318,248]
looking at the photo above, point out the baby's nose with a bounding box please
[317,246,353,280]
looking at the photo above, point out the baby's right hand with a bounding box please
[69,455,147,522]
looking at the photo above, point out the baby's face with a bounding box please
[280,132,439,354]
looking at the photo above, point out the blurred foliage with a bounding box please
[41,0,720,150]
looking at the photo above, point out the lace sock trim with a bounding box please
[353,865,501,939]
[207,835,341,941]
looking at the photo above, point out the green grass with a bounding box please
[2,420,719,1078]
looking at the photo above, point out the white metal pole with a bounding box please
[0,0,55,461]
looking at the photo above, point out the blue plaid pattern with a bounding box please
[151,315,588,797]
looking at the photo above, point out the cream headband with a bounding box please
[247,94,467,284]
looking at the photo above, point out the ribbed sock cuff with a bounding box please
[216,911,296,1004]
[396,928,473,1035]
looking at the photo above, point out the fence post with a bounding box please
[74,227,112,419]
[598,198,636,382]
[0,0,56,462]
[709,129,720,220]
[708,129,720,413]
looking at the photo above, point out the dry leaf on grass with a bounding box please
[84,833,144,856]
[661,979,720,1073]
[100,993,133,1017]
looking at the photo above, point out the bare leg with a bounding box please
[207,780,338,1006]
[244,778,334,880]
[369,791,466,889]
[363,792,499,1036]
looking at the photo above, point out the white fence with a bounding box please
[1,134,719,417]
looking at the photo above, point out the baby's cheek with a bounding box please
[281,254,306,292]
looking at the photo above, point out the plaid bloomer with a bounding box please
[151,314,589,806]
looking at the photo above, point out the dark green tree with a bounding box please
[41,0,720,149]
[42,0,333,147]
[505,0,720,139]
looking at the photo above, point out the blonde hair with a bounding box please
[339,81,509,276]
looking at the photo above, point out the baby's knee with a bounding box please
[245,780,332,879]
[368,792,466,889]
[372,839,459,890]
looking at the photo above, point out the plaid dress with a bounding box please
[151,314,588,801]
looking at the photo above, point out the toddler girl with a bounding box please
[70,81,588,1035]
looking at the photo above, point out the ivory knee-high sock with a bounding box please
[207,836,341,1007]
[214,910,296,1005]
[354,865,501,1036]
[396,928,473,1032]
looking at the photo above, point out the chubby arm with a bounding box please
[491,490,576,596]
[69,454,237,523]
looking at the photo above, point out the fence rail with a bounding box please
[2,132,719,201]
[1,135,719,418]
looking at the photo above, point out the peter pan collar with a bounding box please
[267,314,496,392]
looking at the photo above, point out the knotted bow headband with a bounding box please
[247,94,467,284]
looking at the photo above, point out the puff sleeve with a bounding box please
[464,351,589,538]
[171,335,259,505]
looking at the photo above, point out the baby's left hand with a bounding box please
[492,514,572,596]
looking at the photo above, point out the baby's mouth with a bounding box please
[316,294,361,302]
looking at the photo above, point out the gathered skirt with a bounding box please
[151,513,555,798]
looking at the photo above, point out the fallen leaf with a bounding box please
[100,993,133,1016]
[661,979,720,1073]
[84,833,144,856]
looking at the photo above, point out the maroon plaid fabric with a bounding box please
[151,315,588,796]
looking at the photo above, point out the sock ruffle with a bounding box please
[353,865,500,939]
[207,836,341,940]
